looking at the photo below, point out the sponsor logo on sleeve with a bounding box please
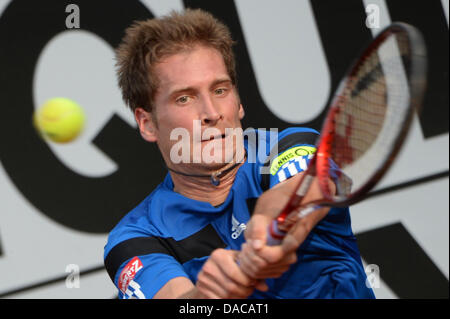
[118,256,143,294]
[270,146,316,175]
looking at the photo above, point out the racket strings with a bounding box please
[330,32,413,194]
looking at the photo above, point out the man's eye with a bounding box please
[214,88,227,95]
[176,96,190,104]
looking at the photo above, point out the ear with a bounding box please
[238,103,245,120]
[134,107,158,142]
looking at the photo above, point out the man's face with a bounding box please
[137,45,244,173]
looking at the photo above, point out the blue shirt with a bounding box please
[104,127,375,299]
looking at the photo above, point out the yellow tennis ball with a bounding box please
[34,97,85,143]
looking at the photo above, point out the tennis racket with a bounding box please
[267,22,427,244]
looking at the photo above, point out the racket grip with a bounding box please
[266,205,323,246]
[266,219,287,246]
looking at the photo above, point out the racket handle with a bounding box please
[266,219,287,246]
[266,205,323,246]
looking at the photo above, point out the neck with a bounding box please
[170,161,244,207]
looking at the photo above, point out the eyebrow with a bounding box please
[168,78,233,97]
[210,78,233,88]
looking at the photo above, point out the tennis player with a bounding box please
[104,9,375,299]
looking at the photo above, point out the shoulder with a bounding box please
[104,185,162,258]
[274,127,320,158]
[102,179,191,299]
[243,127,318,170]
[248,127,319,189]
[244,127,318,153]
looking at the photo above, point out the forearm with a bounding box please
[177,287,206,299]
[153,276,199,299]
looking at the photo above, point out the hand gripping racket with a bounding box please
[267,22,428,244]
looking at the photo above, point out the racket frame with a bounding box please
[268,22,427,242]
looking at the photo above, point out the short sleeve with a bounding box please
[104,235,190,299]
[114,253,189,299]
[259,127,319,189]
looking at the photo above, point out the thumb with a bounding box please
[245,214,271,251]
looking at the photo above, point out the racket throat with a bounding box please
[277,204,323,233]
[296,174,315,197]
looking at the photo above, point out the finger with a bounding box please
[238,243,269,278]
[255,280,269,292]
[213,250,257,298]
[200,261,253,299]
[223,275,255,298]
[239,244,297,279]
[257,253,297,270]
[202,270,253,299]
[237,248,270,291]
[197,278,225,299]
[247,259,295,279]
[197,258,231,298]
[281,207,330,253]
[256,244,293,264]
[222,250,257,287]
[201,249,254,298]
[244,215,271,250]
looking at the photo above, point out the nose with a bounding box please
[201,95,222,126]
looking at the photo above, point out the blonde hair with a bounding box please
[115,9,237,112]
